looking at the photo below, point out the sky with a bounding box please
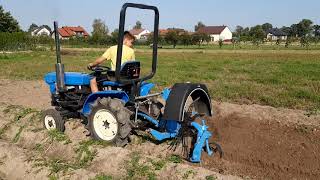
[1,0,319,33]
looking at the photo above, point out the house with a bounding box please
[31,25,51,36]
[159,29,169,36]
[266,28,287,41]
[52,26,89,39]
[129,28,150,40]
[197,26,233,42]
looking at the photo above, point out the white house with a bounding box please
[129,28,150,40]
[197,26,232,42]
[31,25,51,36]
[266,28,287,41]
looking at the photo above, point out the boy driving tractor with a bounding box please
[87,31,136,93]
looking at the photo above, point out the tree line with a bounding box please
[1,5,320,50]
[233,20,320,47]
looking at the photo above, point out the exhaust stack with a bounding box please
[53,21,66,92]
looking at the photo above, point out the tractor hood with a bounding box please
[44,72,91,86]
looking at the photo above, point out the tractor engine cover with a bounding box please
[162,83,212,123]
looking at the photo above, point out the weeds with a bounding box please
[205,175,217,180]
[93,174,113,180]
[74,139,100,168]
[47,129,72,145]
[182,169,196,179]
[150,158,166,171]
[0,105,40,139]
[12,125,25,143]
[167,154,182,163]
[126,152,156,180]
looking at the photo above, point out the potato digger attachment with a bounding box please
[42,3,222,163]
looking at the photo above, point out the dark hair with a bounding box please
[124,31,135,41]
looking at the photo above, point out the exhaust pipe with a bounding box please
[53,21,66,92]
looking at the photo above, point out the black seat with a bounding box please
[120,61,140,79]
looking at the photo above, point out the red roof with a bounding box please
[159,29,169,36]
[197,26,227,34]
[129,28,146,35]
[58,26,89,37]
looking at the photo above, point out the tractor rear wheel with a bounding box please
[88,97,132,147]
[43,109,65,132]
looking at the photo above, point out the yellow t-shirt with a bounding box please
[102,45,135,70]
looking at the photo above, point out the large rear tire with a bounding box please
[88,97,132,147]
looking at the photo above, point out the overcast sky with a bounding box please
[1,0,319,33]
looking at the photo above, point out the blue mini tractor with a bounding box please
[43,3,222,162]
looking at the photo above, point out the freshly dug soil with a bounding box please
[203,104,320,179]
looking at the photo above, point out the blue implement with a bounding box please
[190,119,213,163]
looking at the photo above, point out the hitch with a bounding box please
[190,119,223,163]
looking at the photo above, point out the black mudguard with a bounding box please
[162,83,212,122]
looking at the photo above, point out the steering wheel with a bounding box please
[89,65,111,73]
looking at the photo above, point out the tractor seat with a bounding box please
[107,61,140,80]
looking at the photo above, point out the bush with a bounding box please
[0,32,36,51]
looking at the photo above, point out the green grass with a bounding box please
[0,49,319,110]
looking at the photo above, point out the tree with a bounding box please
[165,30,179,48]
[289,24,299,37]
[92,19,109,38]
[200,33,211,44]
[234,25,244,37]
[147,33,164,45]
[285,37,292,48]
[280,26,291,35]
[249,25,265,45]
[218,39,223,48]
[28,23,38,32]
[240,27,251,42]
[262,23,273,32]
[134,21,142,29]
[297,19,313,37]
[180,32,192,46]
[110,29,119,44]
[0,6,21,32]
[191,33,202,46]
[194,21,205,32]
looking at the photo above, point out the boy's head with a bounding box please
[123,31,135,48]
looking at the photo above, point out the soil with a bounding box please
[204,103,320,179]
[0,79,319,179]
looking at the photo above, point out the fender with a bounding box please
[162,83,212,122]
[140,82,155,96]
[82,90,129,116]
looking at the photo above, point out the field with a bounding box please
[0,48,319,110]
[0,48,319,179]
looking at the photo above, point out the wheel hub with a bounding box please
[103,120,110,129]
[93,109,118,141]
[44,115,56,130]
[48,120,54,127]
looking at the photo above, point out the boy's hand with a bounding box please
[87,63,94,70]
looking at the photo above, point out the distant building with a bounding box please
[159,29,169,36]
[31,25,51,36]
[197,26,233,42]
[52,26,89,39]
[266,28,287,41]
[129,28,150,40]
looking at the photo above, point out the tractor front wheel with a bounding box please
[88,98,132,147]
[43,109,65,132]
